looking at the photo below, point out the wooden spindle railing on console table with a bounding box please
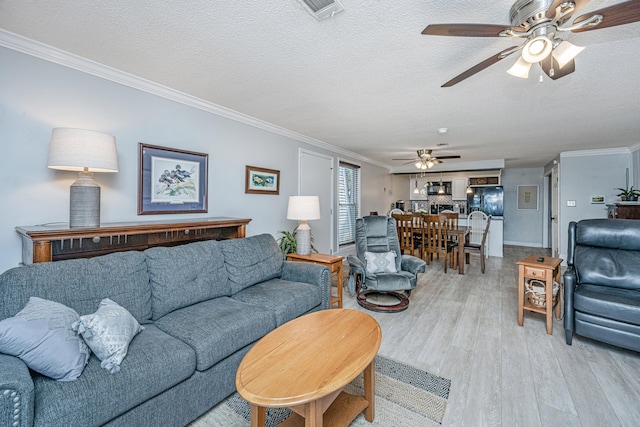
[15,217,251,264]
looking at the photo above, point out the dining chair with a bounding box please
[468,211,489,258]
[423,214,451,273]
[453,216,492,273]
[392,213,417,256]
[411,212,426,259]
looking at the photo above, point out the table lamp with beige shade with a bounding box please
[286,195,320,255]
[47,128,119,228]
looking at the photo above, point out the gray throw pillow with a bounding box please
[364,251,398,274]
[73,298,144,374]
[0,297,91,381]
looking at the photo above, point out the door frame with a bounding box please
[298,148,335,254]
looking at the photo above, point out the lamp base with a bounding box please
[295,221,312,255]
[70,172,100,228]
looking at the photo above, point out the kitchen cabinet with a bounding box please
[469,176,500,186]
[452,178,468,200]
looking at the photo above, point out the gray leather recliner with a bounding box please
[347,215,426,312]
[564,219,640,352]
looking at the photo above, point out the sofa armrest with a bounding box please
[401,255,427,275]
[281,261,331,309]
[563,265,577,343]
[0,354,34,427]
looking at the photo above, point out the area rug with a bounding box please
[192,355,451,427]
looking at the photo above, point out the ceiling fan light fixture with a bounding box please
[522,36,553,63]
[507,56,533,78]
[552,40,585,69]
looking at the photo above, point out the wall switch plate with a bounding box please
[567,200,576,207]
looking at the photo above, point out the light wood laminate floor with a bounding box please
[341,245,640,426]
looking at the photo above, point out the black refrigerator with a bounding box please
[467,186,504,217]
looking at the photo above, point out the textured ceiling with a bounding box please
[1,0,639,170]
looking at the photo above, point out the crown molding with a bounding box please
[0,29,391,170]
[560,147,631,158]
[629,142,640,152]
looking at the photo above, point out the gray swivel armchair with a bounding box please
[347,216,426,312]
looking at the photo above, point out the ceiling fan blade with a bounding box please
[546,0,590,20]
[572,0,640,32]
[392,158,419,161]
[434,155,461,159]
[441,46,520,87]
[540,56,576,80]
[422,24,524,37]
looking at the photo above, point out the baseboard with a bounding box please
[504,240,544,248]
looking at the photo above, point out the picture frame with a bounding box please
[517,185,539,211]
[138,143,208,215]
[591,195,605,204]
[245,165,280,195]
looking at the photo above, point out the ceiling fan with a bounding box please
[422,0,640,87]
[393,149,461,170]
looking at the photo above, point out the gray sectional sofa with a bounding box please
[0,233,330,427]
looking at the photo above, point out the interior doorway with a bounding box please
[550,163,559,257]
[299,149,334,254]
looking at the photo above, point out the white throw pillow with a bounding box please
[73,298,143,374]
[364,251,397,274]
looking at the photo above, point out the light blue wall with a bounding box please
[0,46,392,273]
[502,168,545,247]
[558,150,631,259]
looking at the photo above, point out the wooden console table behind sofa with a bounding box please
[16,217,251,264]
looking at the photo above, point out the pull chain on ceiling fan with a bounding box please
[422,0,640,86]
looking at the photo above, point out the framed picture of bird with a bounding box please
[138,143,208,214]
[245,165,280,195]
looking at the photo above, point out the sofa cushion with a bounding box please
[145,240,231,320]
[73,298,144,374]
[32,325,195,427]
[0,251,152,324]
[0,297,90,381]
[232,278,322,326]
[154,297,276,371]
[574,284,640,326]
[221,234,283,294]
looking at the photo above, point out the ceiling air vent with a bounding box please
[298,0,345,21]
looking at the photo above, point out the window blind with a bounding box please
[338,162,360,246]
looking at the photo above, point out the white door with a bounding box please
[551,164,559,257]
[299,149,334,254]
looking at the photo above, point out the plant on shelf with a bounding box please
[277,229,317,258]
[616,186,640,202]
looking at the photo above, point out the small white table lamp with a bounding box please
[287,196,321,255]
[47,128,119,228]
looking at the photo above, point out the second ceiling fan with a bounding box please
[422,0,640,87]
[393,149,461,170]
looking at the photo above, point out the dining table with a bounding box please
[412,220,469,275]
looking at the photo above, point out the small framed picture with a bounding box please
[517,185,539,211]
[138,143,208,215]
[245,166,280,195]
[591,196,605,204]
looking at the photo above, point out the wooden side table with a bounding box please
[517,255,563,335]
[286,253,344,308]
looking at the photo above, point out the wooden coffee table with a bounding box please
[236,309,382,427]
